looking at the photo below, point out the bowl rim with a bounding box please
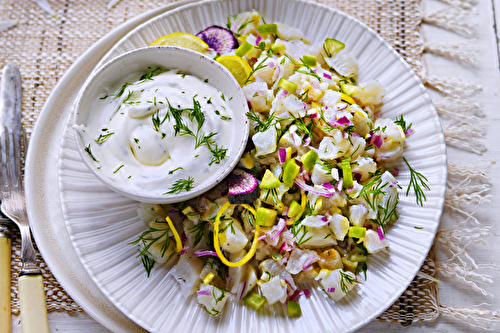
[72,45,250,203]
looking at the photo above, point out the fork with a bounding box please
[0,126,49,333]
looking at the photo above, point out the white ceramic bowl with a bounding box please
[73,46,249,203]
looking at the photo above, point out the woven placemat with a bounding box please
[0,0,437,325]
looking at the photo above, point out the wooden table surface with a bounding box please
[10,0,500,332]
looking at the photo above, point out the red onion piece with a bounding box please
[270,218,287,240]
[193,250,219,258]
[295,178,337,197]
[377,227,385,241]
[197,290,212,296]
[278,147,287,164]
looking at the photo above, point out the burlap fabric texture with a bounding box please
[0,0,437,325]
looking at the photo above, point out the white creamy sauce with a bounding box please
[76,69,235,196]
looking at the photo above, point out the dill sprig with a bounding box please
[94,131,114,145]
[394,114,412,133]
[245,55,270,84]
[165,177,195,195]
[339,271,360,293]
[129,219,173,277]
[246,109,278,133]
[403,157,430,206]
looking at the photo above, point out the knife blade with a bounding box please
[0,64,49,333]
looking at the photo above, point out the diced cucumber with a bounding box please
[282,159,300,187]
[302,54,317,67]
[340,83,361,96]
[301,149,318,172]
[287,301,302,317]
[323,38,345,57]
[348,226,366,238]
[256,207,277,227]
[270,41,286,54]
[277,77,298,94]
[260,169,281,189]
[288,200,302,218]
[341,157,353,188]
[235,41,253,57]
[243,291,267,310]
[257,23,278,34]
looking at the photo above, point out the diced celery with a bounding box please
[287,301,302,317]
[277,77,298,94]
[256,207,277,227]
[301,149,318,172]
[260,169,281,189]
[235,41,253,57]
[288,200,302,218]
[341,157,353,188]
[257,23,277,34]
[282,158,300,187]
[242,291,267,310]
[348,226,366,238]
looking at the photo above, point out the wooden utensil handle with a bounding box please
[18,274,49,333]
[0,236,11,333]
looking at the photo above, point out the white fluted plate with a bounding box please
[60,1,447,332]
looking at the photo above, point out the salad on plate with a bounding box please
[130,11,429,317]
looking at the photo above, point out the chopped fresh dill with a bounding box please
[220,116,232,121]
[139,67,161,82]
[245,55,270,84]
[187,222,206,248]
[164,177,195,195]
[168,167,183,175]
[113,164,124,174]
[403,157,430,206]
[395,114,412,133]
[84,144,99,162]
[94,131,114,145]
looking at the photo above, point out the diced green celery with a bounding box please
[323,38,345,57]
[256,207,277,227]
[302,54,317,67]
[260,169,281,189]
[282,159,300,187]
[348,226,366,238]
[277,77,298,94]
[243,291,267,310]
[341,157,353,188]
[340,83,361,96]
[287,301,302,317]
[288,200,302,218]
[235,41,253,57]
[257,23,278,34]
[301,150,318,172]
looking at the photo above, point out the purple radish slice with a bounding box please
[196,25,238,55]
[227,168,259,205]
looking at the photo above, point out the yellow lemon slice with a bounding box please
[216,55,253,87]
[150,32,209,53]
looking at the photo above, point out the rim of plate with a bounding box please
[59,0,447,332]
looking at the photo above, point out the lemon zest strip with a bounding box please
[166,216,183,253]
[340,92,356,105]
[214,202,260,267]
